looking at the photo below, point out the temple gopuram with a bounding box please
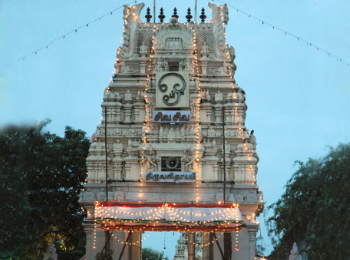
[79,3,264,259]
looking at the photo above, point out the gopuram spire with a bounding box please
[80,3,264,260]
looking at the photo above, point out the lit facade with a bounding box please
[79,3,263,259]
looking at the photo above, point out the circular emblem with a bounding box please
[166,157,180,169]
[158,73,186,106]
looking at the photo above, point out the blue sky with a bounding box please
[1,0,349,257]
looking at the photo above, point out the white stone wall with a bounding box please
[80,3,263,260]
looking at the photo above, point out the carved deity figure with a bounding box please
[115,60,123,73]
[145,150,158,171]
[221,140,231,154]
[90,133,96,143]
[212,63,228,76]
[43,242,58,260]
[183,149,196,171]
[169,17,180,30]
[156,58,168,72]
[201,42,209,57]
[224,127,230,137]
[202,89,211,101]
[127,139,132,148]
[250,133,257,150]
[113,140,123,153]
[155,59,163,72]
[125,90,132,101]
[208,126,216,137]
[114,126,122,136]
[179,58,187,71]
[128,126,136,136]
[162,59,169,71]
[181,125,185,137]
[139,42,148,57]
[117,60,134,74]
[223,61,230,74]
[168,127,175,138]
[104,90,115,101]
[142,125,146,137]
[289,243,302,260]
[228,46,236,62]
[215,90,223,102]
[159,126,164,139]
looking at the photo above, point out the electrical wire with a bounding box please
[217,0,349,67]
[0,1,134,70]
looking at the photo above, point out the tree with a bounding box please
[266,143,350,260]
[142,248,168,260]
[0,120,90,259]
[255,235,266,257]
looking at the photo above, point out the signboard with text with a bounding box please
[152,110,191,123]
[145,171,196,183]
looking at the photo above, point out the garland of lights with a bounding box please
[92,4,248,252]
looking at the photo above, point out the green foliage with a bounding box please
[266,143,350,259]
[95,249,114,260]
[142,247,168,260]
[54,236,86,260]
[255,235,266,256]
[0,120,90,259]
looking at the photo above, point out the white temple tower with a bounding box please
[80,3,264,260]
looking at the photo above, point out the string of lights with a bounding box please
[92,3,251,252]
[217,0,349,67]
[3,1,347,71]
[0,1,134,71]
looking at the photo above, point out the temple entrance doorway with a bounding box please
[95,202,242,260]
[142,231,181,259]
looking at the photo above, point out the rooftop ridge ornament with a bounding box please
[172,7,179,19]
[158,7,165,22]
[81,2,265,257]
[145,7,152,22]
[186,8,193,23]
[169,16,180,30]
[200,8,206,23]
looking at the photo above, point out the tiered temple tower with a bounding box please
[80,3,264,260]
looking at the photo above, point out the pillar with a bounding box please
[188,232,196,260]
[124,231,142,260]
[202,232,214,260]
[84,226,94,260]
[247,223,259,260]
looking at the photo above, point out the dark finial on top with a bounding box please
[200,8,206,23]
[158,7,165,22]
[172,7,179,19]
[145,7,152,22]
[186,8,193,22]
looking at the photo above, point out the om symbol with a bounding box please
[158,73,186,106]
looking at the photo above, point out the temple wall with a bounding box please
[80,2,264,259]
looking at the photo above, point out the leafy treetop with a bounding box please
[266,143,350,260]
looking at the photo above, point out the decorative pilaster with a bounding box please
[201,102,212,122]
[224,102,234,125]
[214,103,223,124]
[84,226,94,260]
[123,102,132,123]
[115,96,122,122]
[247,224,259,260]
